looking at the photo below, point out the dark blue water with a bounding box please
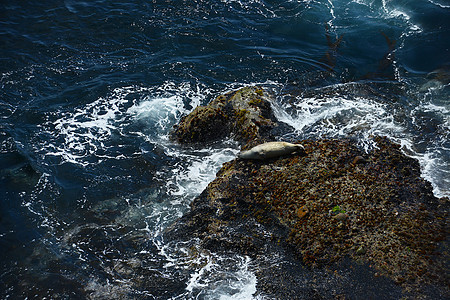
[1,0,449,298]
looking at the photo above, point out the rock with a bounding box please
[356,246,366,255]
[166,137,449,298]
[352,155,366,165]
[333,212,348,222]
[166,87,449,299]
[297,205,309,219]
[170,86,285,147]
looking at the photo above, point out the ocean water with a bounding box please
[0,0,448,298]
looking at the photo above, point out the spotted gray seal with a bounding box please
[238,142,305,160]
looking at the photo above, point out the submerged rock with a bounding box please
[166,87,449,299]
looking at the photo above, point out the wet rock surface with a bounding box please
[166,86,449,299]
[170,86,288,149]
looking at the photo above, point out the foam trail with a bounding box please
[428,0,450,9]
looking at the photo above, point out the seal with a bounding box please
[238,142,305,160]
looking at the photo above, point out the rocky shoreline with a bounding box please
[165,86,449,299]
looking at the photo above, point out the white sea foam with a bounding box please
[272,90,405,141]
[409,101,450,198]
[164,145,239,196]
[48,88,130,165]
[40,82,208,166]
[197,256,259,300]
[271,82,449,198]
[380,0,423,35]
[350,0,422,38]
[158,240,260,300]
[428,0,450,9]
[144,142,239,240]
[27,82,251,299]
[417,152,449,198]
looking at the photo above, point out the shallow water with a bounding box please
[1,0,448,298]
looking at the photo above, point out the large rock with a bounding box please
[170,86,285,148]
[166,87,449,298]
